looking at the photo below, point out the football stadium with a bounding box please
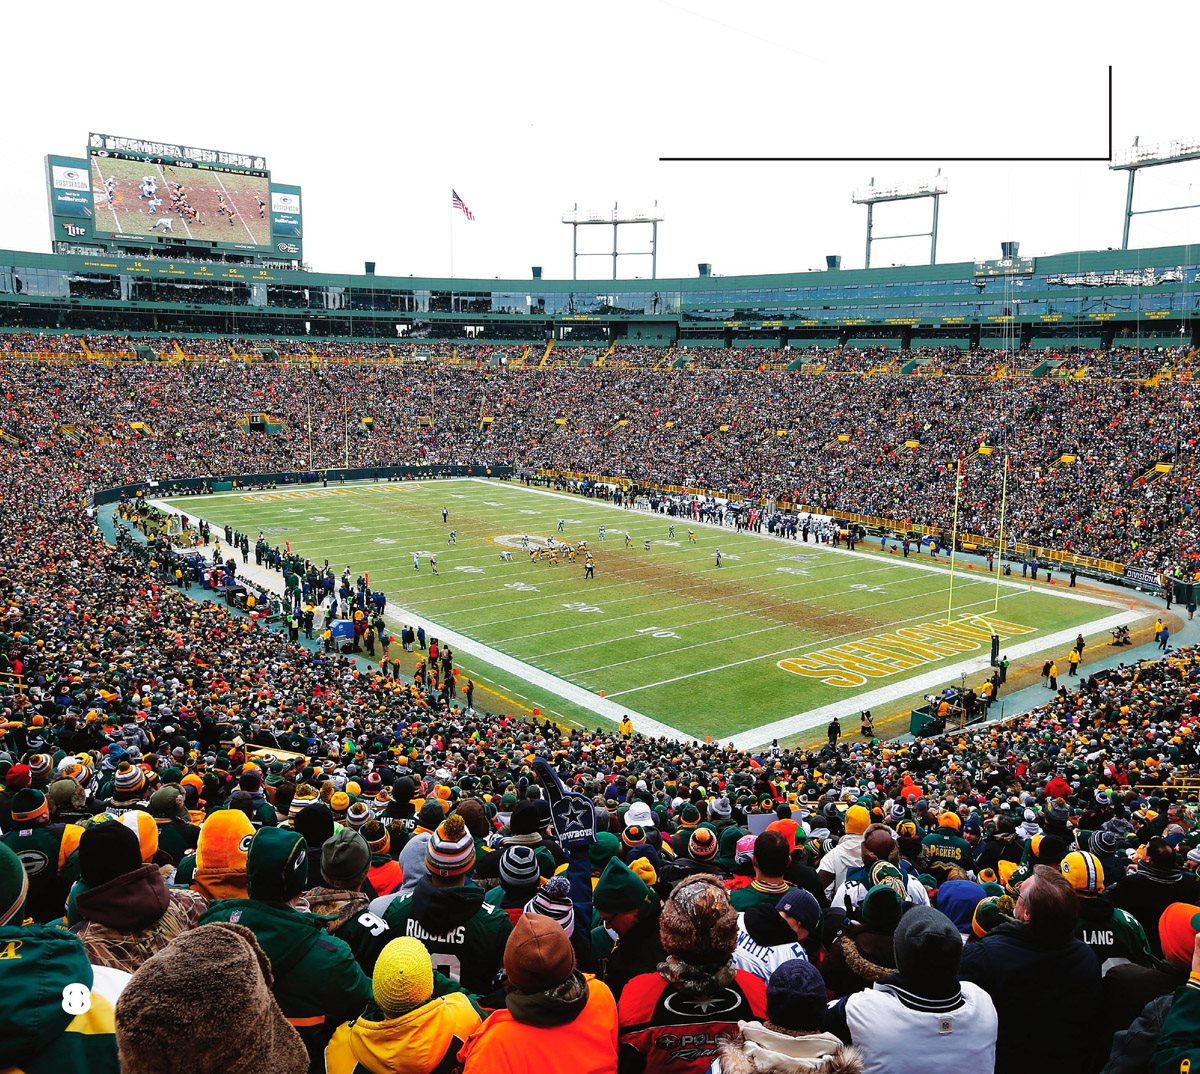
[4,15,1200,1073]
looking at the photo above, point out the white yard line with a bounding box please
[154,164,194,240]
[148,499,692,741]
[212,172,259,244]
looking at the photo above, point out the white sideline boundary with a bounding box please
[149,481,1142,748]
[148,498,690,741]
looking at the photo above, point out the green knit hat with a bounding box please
[593,857,655,915]
[0,842,28,925]
[247,827,309,902]
[588,831,621,871]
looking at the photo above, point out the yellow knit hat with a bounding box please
[845,805,871,835]
[629,857,658,887]
[373,937,434,1016]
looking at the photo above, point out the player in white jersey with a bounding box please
[146,197,162,215]
[412,551,420,571]
[149,217,174,233]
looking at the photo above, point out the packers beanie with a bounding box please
[114,761,146,795]
[346,801,372,829]
[329,791,350,818]
[373,937,434,1016]
[247,827,309,902]
[362,821,390,856]
[499,845,541,890]
[80,821,142,887]
[972,894,1015,939]
[10,788,49,825]
[678,803,701,829]
[621,824,648,850]
[1060,851,1105,895]
[425,814,475,878]
[689,826,718,862]
[26,754,53,783]
[0,842,28,925]
[321,829,370,887]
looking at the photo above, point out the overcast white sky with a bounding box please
[4,1,1200,280]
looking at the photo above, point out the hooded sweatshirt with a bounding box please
[325,994,481,1074]
[0,924,121,1074]
[369,878,513,994]
[73,863,207,973]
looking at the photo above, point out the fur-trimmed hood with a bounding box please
[715,1022,864,1074]
[835,932,895,984]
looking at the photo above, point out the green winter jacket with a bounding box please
[199,897,371,1074]
[1152,972,1200,1074]
[0,924,121,1074]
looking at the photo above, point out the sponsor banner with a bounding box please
[270,183,303,238]
[1125,566,1163,588]
[45,155,94,225]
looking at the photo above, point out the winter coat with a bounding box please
[460,974,617,1074]
[618,967,768,1074]
[828,979,996,1074]
[200,897,372,1073]
[820,927,896,999]
[325,993,480,1074]
[709,1023,863,1074]
[72,864,206,973]
[960,918,1103,1074]
[1102,994,1173,1074]
[0,821,84,922]
[1103,959,1188,1051]
[0,924,122,1074]
[1150,973,1200,1073]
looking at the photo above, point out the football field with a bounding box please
[159,479,1140,747]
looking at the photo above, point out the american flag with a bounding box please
[451,189,474,221]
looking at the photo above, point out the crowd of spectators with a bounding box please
[0,330,1199,1069]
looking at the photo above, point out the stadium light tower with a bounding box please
[562,202,664,280]
[1110,136,1200,249]
[851,172,948,269]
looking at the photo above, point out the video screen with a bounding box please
[90,151,272,250]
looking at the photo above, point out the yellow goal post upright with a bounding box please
[946,456,966,622]
[993,452,1010,614]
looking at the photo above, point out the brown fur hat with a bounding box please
[115,923,308,1074]
[659,874,738,962]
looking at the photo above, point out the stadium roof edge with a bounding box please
[2,243,1198,291]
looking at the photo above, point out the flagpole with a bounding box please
[449,194,455,278]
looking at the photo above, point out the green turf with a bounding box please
[161,479,1118,740]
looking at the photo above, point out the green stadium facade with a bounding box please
[0,243,1196,351]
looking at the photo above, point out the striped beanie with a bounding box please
[372,937,434,1016]
[425,814,475,878]
[621,824,648,850]
[346,801,372,829]
[114,762,146,795]
[689,826,718,862]
[362,821,389,855]
[27,755,52,783]
[499,844,541,889]
[10,789,49,825]
[289,784,319,819]
[524,875,575,938]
